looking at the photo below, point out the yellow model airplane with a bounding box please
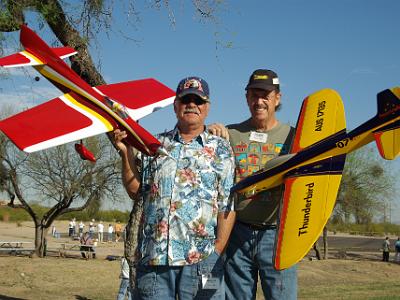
[231,87,400,270]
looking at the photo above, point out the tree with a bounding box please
[334,145,398,224]
[0,132,121,257]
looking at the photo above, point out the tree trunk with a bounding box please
[323,226,328,260]
[34,224,48,257]
[125,196,144,294]
[313,241,321,260]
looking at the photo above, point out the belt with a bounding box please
[237,220,277,231]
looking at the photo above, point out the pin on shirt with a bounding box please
[249,131,268,143]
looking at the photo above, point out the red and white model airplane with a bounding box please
[0,25,176,161]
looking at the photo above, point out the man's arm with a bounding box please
[113,129,141,199]
[215,210,236,254]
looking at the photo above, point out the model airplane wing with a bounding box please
[0,92,113,152]
[95,78,175,120]
[274,89,346,270]
[291,89,346,153]
[0,79,175,153]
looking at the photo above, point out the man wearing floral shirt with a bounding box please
[114,76,235,299]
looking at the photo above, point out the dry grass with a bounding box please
[297,260,400,300]
[0,256,120,300]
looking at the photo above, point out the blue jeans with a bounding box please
[225,222,297,300]
[136,251,224,299]
[117,277,131,300]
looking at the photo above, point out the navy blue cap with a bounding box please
[176,76,210,102]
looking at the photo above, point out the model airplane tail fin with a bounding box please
[373,87,400,160]
[376,87,400,117]
[0,25,77,68]
[291,89,346,153]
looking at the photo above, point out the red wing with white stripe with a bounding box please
[0,93,114,152]
[96,78,176,120]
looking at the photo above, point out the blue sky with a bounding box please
[1,0,399,220]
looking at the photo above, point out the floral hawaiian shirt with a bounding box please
[138,126,235,266]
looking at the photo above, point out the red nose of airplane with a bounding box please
[74,143,96,162]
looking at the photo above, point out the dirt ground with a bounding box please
[1,221,400,300]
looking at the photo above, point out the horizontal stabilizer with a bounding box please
[274,155,345,270]
[291,89,346,153]
[0,47,77,68]
[0,51,43,68]
[374,120,400,160]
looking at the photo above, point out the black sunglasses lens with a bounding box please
[180,97,206,105]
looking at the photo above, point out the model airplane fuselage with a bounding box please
[231,88,400,270]
[0,25,176,158]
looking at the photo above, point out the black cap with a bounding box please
[245,69,280,91]
[176,76,210,102]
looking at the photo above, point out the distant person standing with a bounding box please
[116,257,131,300]
[68,219,74,237]
[382,236,390,262]
[72,218,77,236]
[78,221,85,237]
[97,221,104,243]
[115,221,122,242]
[89,219,95,239]
[108,223,114,242]
[395,237,400,263]
[51,225,57,237]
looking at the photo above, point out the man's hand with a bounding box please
[207,123,230,140]
[113,129,128,154]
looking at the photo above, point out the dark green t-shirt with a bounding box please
[227,119,294,224]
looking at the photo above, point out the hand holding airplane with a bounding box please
[232,87,400,270]
[0,25,176,161]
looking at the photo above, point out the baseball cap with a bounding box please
[176,76,210,102]
[245,69,280,91]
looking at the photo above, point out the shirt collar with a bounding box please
[171,124,208,146]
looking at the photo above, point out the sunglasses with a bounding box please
[179,96,208,106]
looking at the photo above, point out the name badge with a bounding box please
[249,131,268,143]
[201,274,219,289]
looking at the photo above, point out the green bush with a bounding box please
[0,205,130,223]
[0,207,31,222]
[328,220,400,236]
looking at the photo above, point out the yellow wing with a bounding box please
[291,89,346,153]
[274,165,343,270]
